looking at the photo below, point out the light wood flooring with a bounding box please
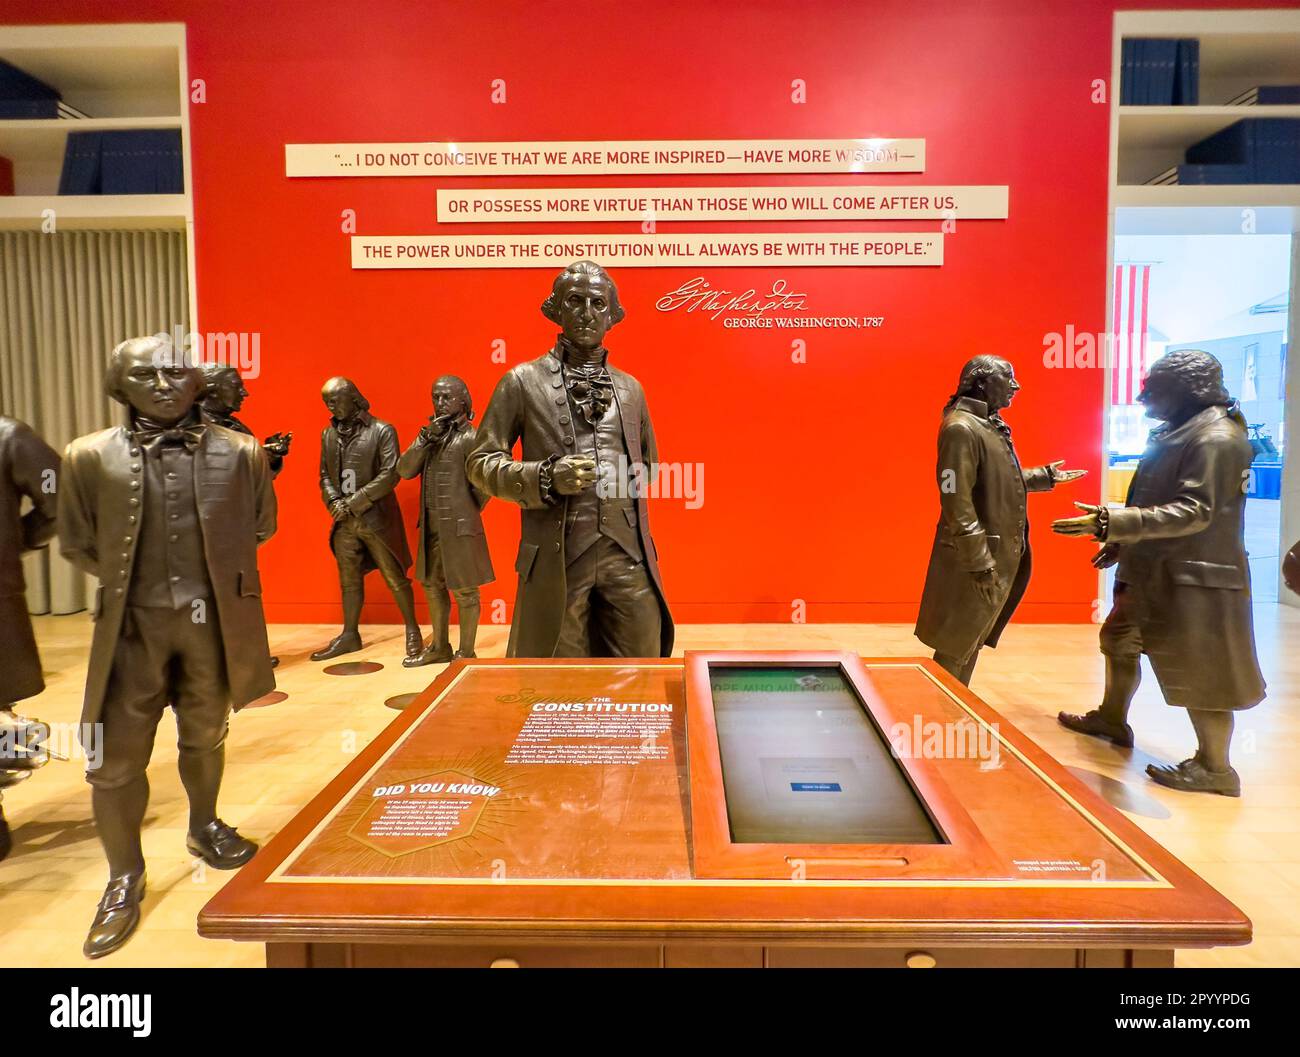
[2,608,1297,968]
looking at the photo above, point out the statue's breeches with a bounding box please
[333,518,412,593]
[87,606,231,790]
[1100,582,1264,712]
[1099,585,1145,661]
[554,536,661,657]
[421,532,480,603]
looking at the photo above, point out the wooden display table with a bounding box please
[199,653,1249,968]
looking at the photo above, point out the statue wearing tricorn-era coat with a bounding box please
[397,375,494,664]
[197,362,293,476]
[0,416,61,862]
[59,335,277,957]
[914,355,1085,684]
[467,261,672,657]
[312,377,424,666]
[1055,349,1265,796]
[198,362,291,669]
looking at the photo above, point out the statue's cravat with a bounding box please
[132,415,205,453]
[557,337,614,425]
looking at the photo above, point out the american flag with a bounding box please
[1111,263,1151,405]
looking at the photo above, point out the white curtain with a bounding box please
[0,229,190,615]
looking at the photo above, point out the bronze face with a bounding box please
[1137,367,1186,423]
[432,377,468,421]
[116,341,201,425]
[557,274,617,350]
[212,370,249,414]
[984,360,1020,412]
[321,378,362,422]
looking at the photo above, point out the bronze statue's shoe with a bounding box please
[454,650,477,659]
[0,767,32,790]
[416,642,454,666]
[402,637,438,667]
[0,804,10,863]
[400,628,426,667]
[83,873,146,959]
[1146,759,1241,797]
[310,631,362,662]
[186,819,259,869]
[1057,710,1134,747]
[0,709,47,771]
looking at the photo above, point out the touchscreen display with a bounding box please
[709,665,943,845]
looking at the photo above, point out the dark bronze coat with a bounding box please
[200,407,284,476]
[1107,404,1265,712]
[0,416,61,703]
[467,350,673,658]
[58,424,277,725]
[915,397,1055,660]
[319,412,412,574]
[396,421,494,589]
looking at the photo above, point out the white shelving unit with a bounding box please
[0,22,195,323]
[1107,10,1300,609]
[1110,10,1300,203]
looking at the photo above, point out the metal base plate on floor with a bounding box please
[244,690,289,709]
[323,661,384,676]
[384,692,422,710]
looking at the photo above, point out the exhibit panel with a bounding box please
[199,655,1250,969]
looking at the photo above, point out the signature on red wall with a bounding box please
[655,276,809,320]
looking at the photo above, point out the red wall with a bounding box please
[6,0,1278,626]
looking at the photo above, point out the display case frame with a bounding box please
[684,650,1004,880]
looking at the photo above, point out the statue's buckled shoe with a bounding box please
[1057,710,1135,748]
[310,632,362,662]
[83,873,146,959]
[1146,759,1241,797]
[187,819,259,869]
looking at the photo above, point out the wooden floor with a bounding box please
[3,607,1298,968]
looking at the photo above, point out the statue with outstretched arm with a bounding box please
[915,355,1086,685]
[1054,349,1265,797]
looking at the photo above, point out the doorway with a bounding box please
[1107,233,1291,599]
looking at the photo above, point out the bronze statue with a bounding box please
[467,261,672,657]
[312,377,423,665]
[1,711,51,863]
[197,362,292,476]
[1054,349,1265,796]
[0,416,60,861]
[59,335,277,957]
[1284,539,1299,597]
[915,356,1085,684]
[199,362,291,669]
[396,376,494,664]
